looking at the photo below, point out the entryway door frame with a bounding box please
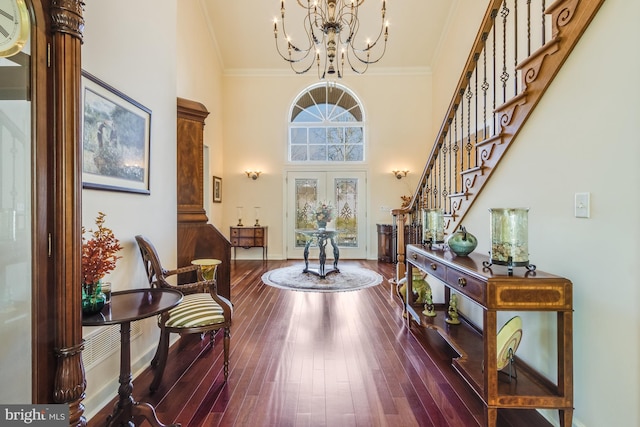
[284,170,367,259]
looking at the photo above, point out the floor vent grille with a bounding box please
[83,322,143,369]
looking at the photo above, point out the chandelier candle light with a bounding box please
[274,0,389,79]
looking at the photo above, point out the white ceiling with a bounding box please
[201,0,458,76]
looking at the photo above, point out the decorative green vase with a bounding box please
[81,282,106,315]
[447,225,478,256]
[317,220,327,230]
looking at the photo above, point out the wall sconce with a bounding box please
[392,170,409,179]
[245,170,262,180]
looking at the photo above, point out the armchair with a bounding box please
[135,235,232,392]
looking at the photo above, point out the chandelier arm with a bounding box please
[349,39,387,65]
[347,15,387,51]
[276,11,321,62]
[345,48,369,74]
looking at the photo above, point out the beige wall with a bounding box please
[220,73,431,259]
[430,0,487,141]
[81,0,178,418]
[176,2,225,225]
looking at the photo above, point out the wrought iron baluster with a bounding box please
[492,8,497,133]
[450,118,458,195]
[482,33,489,139]
[542,0,546,45]
[527,0,532,57]
[474,53,479,167]
[514,0,519,96]
[466,73,473,169]
[441,136,448,214]
[500,1,510,104]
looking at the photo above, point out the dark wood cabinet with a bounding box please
[176,98,231,299]
[376,224,393,262]
[404,244,573,427]
[230,226,268,260]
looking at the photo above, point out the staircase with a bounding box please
[392,0,605,279]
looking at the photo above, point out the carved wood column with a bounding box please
[50,1,86,426]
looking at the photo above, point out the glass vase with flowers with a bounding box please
[313,202,334,230]
[81,212,122,315]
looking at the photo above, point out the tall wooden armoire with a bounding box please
[176,97,231,299]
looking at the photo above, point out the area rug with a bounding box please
[261,265,383,293]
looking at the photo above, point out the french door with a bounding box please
[286,171,367,259]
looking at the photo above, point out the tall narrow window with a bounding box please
[289,83,365,162]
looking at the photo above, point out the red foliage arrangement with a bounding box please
[82,212,123,284]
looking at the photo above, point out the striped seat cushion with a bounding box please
[164,293,226,328]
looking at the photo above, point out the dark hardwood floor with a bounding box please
[88,260,551,427]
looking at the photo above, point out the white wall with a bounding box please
[439,0,640,426]
[81,0,178,418]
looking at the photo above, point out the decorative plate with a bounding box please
[496,316,522,370]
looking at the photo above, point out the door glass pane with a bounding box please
[0,36,32,401]
[294,178,318,247]
[334,178,358,247]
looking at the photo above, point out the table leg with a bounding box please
[106,321,179,427]
[303,240,311,272]
[318,235,327,278]
[330,236,340,270]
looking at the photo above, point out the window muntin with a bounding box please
[289,84,364,162]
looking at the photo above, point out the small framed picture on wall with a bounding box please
[213,176,222,203]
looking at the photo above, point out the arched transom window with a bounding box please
[289,83,364,162]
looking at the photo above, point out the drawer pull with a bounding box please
[412,254,418,260]
[457,277,467,287]
[430,263,437,271]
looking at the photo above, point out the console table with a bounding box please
[230,226,267,260]
[83,289,183,427]
[296,229,340,278]
[404,244,573,427]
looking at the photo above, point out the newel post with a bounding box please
[391,209,408,285]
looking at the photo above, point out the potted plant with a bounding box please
[81,212,122,315]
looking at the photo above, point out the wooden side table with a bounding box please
[82,288,183,427]
[404,244,573,426]
[229,226,268,260]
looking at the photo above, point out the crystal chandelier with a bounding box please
[273,0,389,79]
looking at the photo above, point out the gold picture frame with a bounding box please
[213,176,222,203]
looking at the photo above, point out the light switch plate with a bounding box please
[575,192,590,218]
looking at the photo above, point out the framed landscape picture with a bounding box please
[81,71,152,194]
[213,176,222,203]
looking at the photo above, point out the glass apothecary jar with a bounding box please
[422,208,444,244]
[488,208,530,266]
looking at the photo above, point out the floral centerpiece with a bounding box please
[81,212,122,314]
[312,202,334,229]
